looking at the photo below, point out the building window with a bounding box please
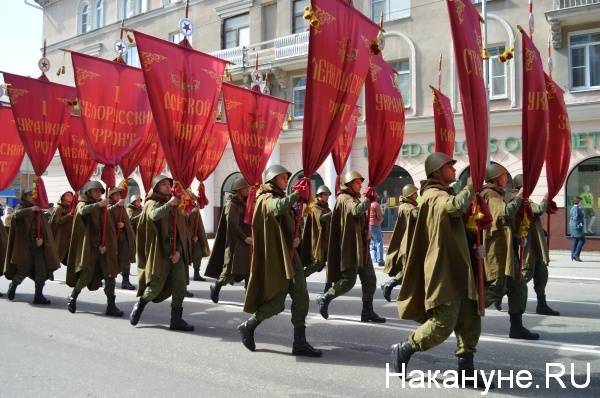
[565,157,600,237]
[123,0,148,19]
[570,31,600,90]
[390,59,411,107]
[222,13,250,49]
[95,0,104,28]
[375,165,414,231]
[80,2,89,33]
[371,0,410,22]
[124,45,140,68]
[220,172,242,208]
[292,0,308,34]
[488,45,507,99]
[292,76,306,119]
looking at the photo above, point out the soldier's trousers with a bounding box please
[74,254,115,296]
[117,238,131,276]
[142,260,186,307]
[484,275,528,314]
[11,248,47,285]
[252,258,308,328]
[304,260,325,277]
[409,298,481,356]
[524,257,549,297]
[327,261,377,301]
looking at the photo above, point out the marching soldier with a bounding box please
[481,164,539,339]
[188,200,210,282]
[126,195,143,232]
[0,208,6,296]
[391,153,484,386]
[66,181,123,316]
[238,165,321,357]
[513,174,559,316]
[4,188,60,304]
[301,185,332,284]
[49,191,74,265]
[380,183,419,302]
[317,171,385,323]
[108,187,136,290]
[205,175,252,303]
[129,175,194,332]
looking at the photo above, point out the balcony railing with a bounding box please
[211,31,310,68]
[555,0,600,9]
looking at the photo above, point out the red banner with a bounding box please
[58,115,97,192]
[119,123,160,178]
[332,106,359,176]
[301,0,380,180]
[193,122,229,208]
[71,51,151,188]
[445,0,488,191]
[431,86,455,157]
[544,73,571,207]
[0,106,25,191]
[139,137,166,192]
[3,72,75,207]
[365,55,406,187]
[520,29,549,199]
[222,82,289,223]
[134,31,227,188]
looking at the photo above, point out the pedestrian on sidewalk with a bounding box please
[570,196,586,261]
[369,195,384,267]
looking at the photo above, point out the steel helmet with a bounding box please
[316,185,332,195]
[231,176,251,192]
[401,184,418,198]
[512,174,523,190]
[485,163,508,182]
[342,170,364,187]
[263,165,291,183]
[82,180,105,195]
[151,175,173,191]
[130,195,141,203]
[425,152,457,177]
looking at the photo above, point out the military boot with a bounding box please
[494,296,503,311]
[361,299,386,323]
[323,282,332,294]
[316,293,334,320]
[210,282,222,303]
[458,353,495,389]
[0,291,3,297]
[169,306,194,332]
[193,265,206,282]
[33,283,51,305]
[292,326,322,357]
[121,274,136,290]
[105,295,124,317]
[238,317,260,352]
[185,290,194,298]
[67,289,80,313]
[509,313,539,340]
[7,281,19,301]
[381,279,399,302]
[390,341,415,373]
[129,298,148,325]
[536,294,560,316]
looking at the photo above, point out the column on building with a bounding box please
[324,154,337,208]
[201,173,215,234]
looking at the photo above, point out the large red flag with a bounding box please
[544,73,571,210]
[3,72,75,209]
[331,106,359,191]
[58,115,97,192]
[119,123,159,179]
[0,106,25,191]
[445,0,488,191]
[134,31,227,189]
[139,139,166,193]
[301,0,380,183]
[365,55,406,187]
[71,51,150,188]
[193,121,229,208]
[222,82,289,223]
[431,86,455,157]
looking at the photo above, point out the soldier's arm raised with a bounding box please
[351,197,371,216]
[531,199,547,216]
[505,196,523,219]
[270,193,299,216]
[446,185,474,216]
[148,201,173,221]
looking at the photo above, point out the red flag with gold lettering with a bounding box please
[222,82,289,223]
[139,138,166,192]
[365,55,406,187]
[134,31,227,189]
[194,121,229,208]
[0,106,25,191]
[119,123,159,178]
[58,115,97,192]
[331,106,359,190]
[431,86,455,157]
[3,72,75,208]
[301,0,380,182]
[71,51,150,188]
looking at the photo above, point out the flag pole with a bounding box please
[482,0,490,166]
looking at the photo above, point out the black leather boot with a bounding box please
[238,317,260,351]
[509,312,539,340]
[33,283,51,305]
[361,298,386,323]
[67,289,80,313]
[7,282,19,301]
[121,274,136,290]
[494,297,503,311]
[536,294,560,316]
[380,279,399,302]
[210,282,222,303]
[323,282,332,294]
[458,353,494,389]
[185,290,194,297]
[316,293,334,320]
[193,265,206,281]
[292,326,322,357]
[390,341,415,373]
[105,295,124,317]
[169,306,194,331]
[129,298,148,325]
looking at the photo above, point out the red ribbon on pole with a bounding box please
[222,82,290,224]
[193,121,229,208]
[0,106,25,191]
[431,86,455,157]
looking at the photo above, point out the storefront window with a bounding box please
[374,165,414,231]
[565,156,600,237]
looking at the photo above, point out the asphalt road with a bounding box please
[1,252,599,397]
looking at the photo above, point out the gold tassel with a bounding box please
[482,48,490,60]
[303,6,319,27]
[126,33,134,44]
[287,112,293,123]
[499,47,514,63]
